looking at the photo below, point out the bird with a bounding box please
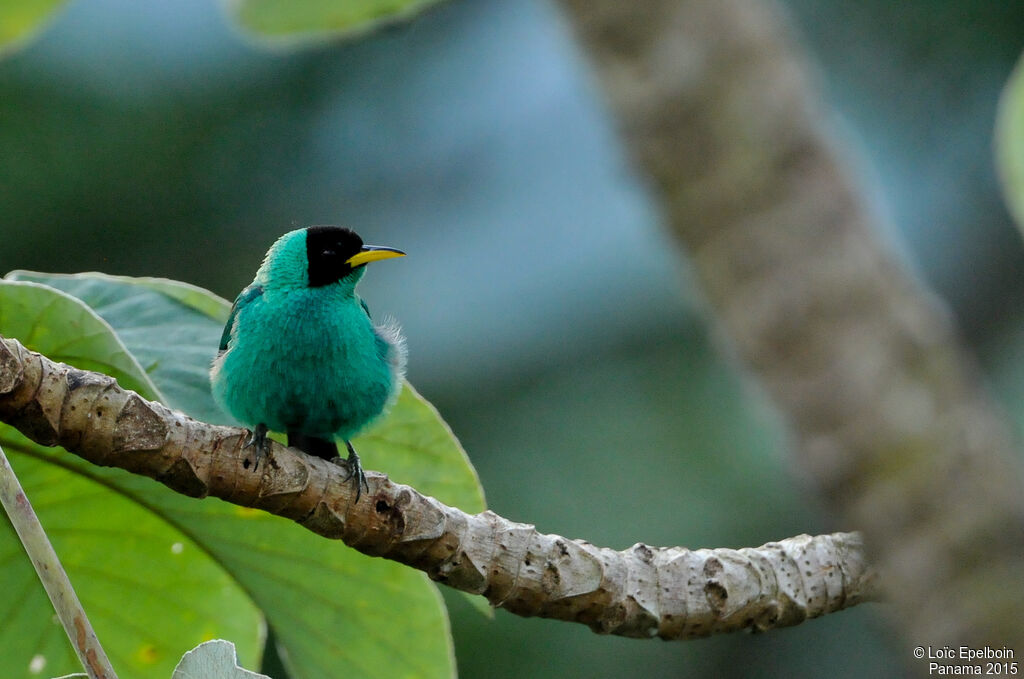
[210,226,407,502]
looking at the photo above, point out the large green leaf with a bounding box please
[997,51,1024,232]
[0,282,261,679]
[1,441,263,679]
[0,280,161,402]
[0,0,70,57]
[226,0,447,46]
[1,271,487,679]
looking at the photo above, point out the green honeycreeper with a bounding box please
[210,226,407,501]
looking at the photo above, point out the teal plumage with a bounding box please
[210,226,406,500]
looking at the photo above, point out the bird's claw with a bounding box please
[332,441,369,503]
[243,423,270,471]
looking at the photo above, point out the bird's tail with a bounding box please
[287,431,338,461]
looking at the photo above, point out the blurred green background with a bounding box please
[2,0,1024,677]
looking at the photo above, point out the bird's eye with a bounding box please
[321,249,336,258]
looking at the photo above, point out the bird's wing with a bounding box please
[360,298,372,319]
[218,284,263,352]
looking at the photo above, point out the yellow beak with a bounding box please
[345,246,406,268]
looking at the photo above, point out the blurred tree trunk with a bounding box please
[557,0,1024,656]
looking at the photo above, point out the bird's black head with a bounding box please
[304,226,405,288]
[305,226,364,287]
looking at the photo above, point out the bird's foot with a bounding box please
[242,423,270,471]
[331,441,369,503]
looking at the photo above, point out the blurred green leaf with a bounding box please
[997,51,1024,232]
[0,0,70,57]
[227,0,446,45]
[1,271,486,679]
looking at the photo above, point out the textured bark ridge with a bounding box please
[556,0,1024,649]
[0,336,877,640]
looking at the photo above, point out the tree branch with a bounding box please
[556,0,1024,649]
[0,335,877,640]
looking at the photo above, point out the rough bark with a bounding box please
[0,335,878,640]
[556,0,1024,649]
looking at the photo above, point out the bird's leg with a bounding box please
[242,423,270,471]
[339,440,369,503]
[285,430,367,502]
